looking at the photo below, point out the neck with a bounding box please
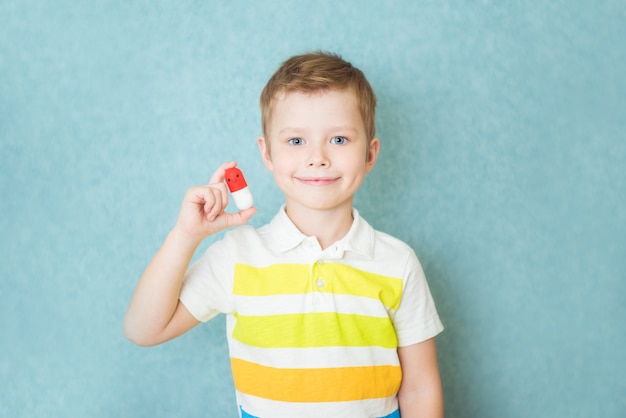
[284,202,354,250]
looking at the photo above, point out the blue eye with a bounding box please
[331,136,348,145]
[288,137,304,146]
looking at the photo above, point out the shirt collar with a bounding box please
[269,205,376,259]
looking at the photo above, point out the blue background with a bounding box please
[1,1,624,417]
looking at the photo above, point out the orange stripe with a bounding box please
[231,357,402,402]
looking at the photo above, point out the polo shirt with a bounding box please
[180,206,443,418]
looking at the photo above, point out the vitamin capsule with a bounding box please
[224,167,254,210]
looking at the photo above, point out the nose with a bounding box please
[307,143,329,167]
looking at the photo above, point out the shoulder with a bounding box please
[216,221,281,265]
[223,224,262,242]
[372,229,415,257]
[373,229,424,276]
[221,224,269,252]
[352,213,422,276]
[222,208,287,245]
[357,214,416,260]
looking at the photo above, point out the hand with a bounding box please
[173,161,256,240]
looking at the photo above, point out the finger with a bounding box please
[208,161,237,185]
[217,182,229,206]
[203,183,229,216]
[204,188,225,222]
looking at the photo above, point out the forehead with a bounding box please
[269,89,362,126]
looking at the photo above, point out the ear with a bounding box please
[365,137,380,173]
[257,137,274,171]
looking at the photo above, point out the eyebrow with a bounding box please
[278,127,305,136]
[278,126,359,137]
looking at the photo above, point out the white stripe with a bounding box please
[228,343,400,369]
[235,293,392,317]
[236,391,399,418]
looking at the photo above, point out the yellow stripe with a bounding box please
[234,263,403,310]
[233,312,397,348]
[234,263,310,295]
[231,357,402,402]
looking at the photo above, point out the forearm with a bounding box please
[123,227,202,345]
[397,339,444,418]
[398,385,444,418]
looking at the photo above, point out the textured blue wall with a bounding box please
[1,1,624,417]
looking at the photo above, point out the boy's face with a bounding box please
[258,88,379,215]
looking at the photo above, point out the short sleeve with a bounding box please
[179,236,237,322]
[391,251,444,347]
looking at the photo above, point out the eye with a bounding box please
[331,136,348,145]
[288,137,304,146]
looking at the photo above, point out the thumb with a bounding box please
[225,207,257,228]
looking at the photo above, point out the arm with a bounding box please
[397,338,444,418]
[123,161,256,347]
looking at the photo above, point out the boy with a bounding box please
[124,52,444,417]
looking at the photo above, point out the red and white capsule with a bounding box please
[224,167,254,210]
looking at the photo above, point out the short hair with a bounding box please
[260,51,377,142]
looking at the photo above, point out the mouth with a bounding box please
[295,176,340,186]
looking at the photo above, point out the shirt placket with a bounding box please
[308,244,344,303]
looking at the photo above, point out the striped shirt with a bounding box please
[180,207,443,417]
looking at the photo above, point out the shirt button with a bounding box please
[317,259,325,266]
[316,278,325,289]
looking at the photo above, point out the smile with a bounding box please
[296,177,340,186]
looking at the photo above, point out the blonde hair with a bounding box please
[260,51,377,142]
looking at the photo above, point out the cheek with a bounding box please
[345,152,369,170]
[269,156,293,176]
